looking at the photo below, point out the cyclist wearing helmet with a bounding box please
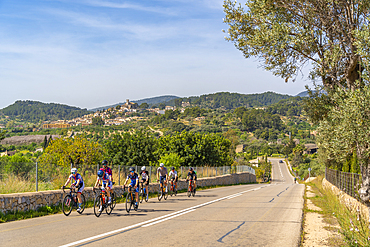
[168,167,178,191]
[100,160,113,195]
[156,163,168,194]
[94,169,112,211]
[62,168,84,212]
[140,166,149,200]
[123,167,139,208]
[186,167,197,190]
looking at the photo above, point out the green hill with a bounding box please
[166,92,293,109]
[0,100,92,122]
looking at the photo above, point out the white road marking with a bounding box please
[142,209,196,227]
[60,184,273,247]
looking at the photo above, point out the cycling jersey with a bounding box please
[98,172,112,190]
[157,167,168,176]
[187,171,197,180]
[127,173,139,186]
[140,170,149,180]
[100,167,112,177]
[69,173,84,193]
[169,170,177,179]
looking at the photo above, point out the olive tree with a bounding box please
[224,0,370,209]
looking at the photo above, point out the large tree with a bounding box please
[223,0,370,89]
[224,0,370,207]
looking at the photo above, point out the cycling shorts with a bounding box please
[171,177,178,183]
[160,175,167,183]
[75,183,84,193]
[141,178,149,185]
[130,184,140,193]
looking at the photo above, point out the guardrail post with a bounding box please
[36,162,38,192]
[118,165,120,185]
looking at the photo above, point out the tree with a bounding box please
[38,135,104,170]
[42,135,48,150]
[140,103,149,109]
[0,129,6,141]
[223,0,370,89]
[158,103,166,110]
[92,116,104,126]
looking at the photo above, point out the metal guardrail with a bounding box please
[325,167,361,200]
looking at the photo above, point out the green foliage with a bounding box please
[0,100,91,122]
[234,107,283,132]
[140,103,149,109]
[175,92,291,110]
[223,0,370,89]
[158,153,184,169]
[92,116,104,126]
[106,129,158,167]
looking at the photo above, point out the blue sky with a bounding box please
[0,0,311,109]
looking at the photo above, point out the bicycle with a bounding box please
[125,186,138,213]
[110,182,117,210]
[157,181,168,201]
[139,182,149,203]
[62,186,86,216]
[93,187,113,217]
[186,180,196,197]
[169,180,177,197]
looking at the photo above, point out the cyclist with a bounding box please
[62,168,84,212]
[168,166,178,192]
[156,163,168,197]
[186,167,197,190]
[100,160,113,195]
[140,166,150,201]
[101,160,113,182]
[93,169,112,212]
[123,167,140,208]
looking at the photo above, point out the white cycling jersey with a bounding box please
[169,170,177,179]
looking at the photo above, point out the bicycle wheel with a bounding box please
[93,195,103,217]
[62,195,73,216]
[158,186,162,201]
[187,185,191,197]
[192,187,196,197]
[77,193,86,214]
[126,192,132,213]
[110,192,116,210]
[106,200,113,215]
[139,188,143,203]
[164,185,168,200]
[168,184,173,197]
[133,195,138,211]
[144,187,149,202]
[174,186,177,196]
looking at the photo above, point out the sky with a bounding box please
[0,0,312,109]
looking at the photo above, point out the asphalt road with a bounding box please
[0,159,304,247]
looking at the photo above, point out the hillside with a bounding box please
[90,95,180,112]
[0,100,92,122]
[167,91,293,109]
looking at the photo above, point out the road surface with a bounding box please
[0,158,304,246]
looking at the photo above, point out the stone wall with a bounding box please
[322,178,369,220]
[0,172,256,214]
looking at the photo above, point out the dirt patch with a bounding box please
[0,135,60,145]
[303,187,343,246]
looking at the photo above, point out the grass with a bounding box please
[304,175,369,246]
[0,181,257,223]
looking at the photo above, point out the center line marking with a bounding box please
[142,209,196,227]
[60,184,273,247]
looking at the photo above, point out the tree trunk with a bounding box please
[359,164,370,225]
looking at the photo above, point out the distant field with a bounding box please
[0,135,60,146]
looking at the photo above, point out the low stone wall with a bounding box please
[322,178,369,220]
[0,172,255,214]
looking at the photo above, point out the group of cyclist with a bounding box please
[62,160,198,213]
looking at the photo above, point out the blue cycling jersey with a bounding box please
[127,173,139,186]
[69,173,84,187]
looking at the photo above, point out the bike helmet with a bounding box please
[102,160,108,165]
[189,167,193,171]
[71,168,77,174]
[129,167,135,172]
[141,166,146,171]
[97,170,104,177]
[171,166,175,170]
[160,163,164,167]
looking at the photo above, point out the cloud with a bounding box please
[81,0,178,15]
